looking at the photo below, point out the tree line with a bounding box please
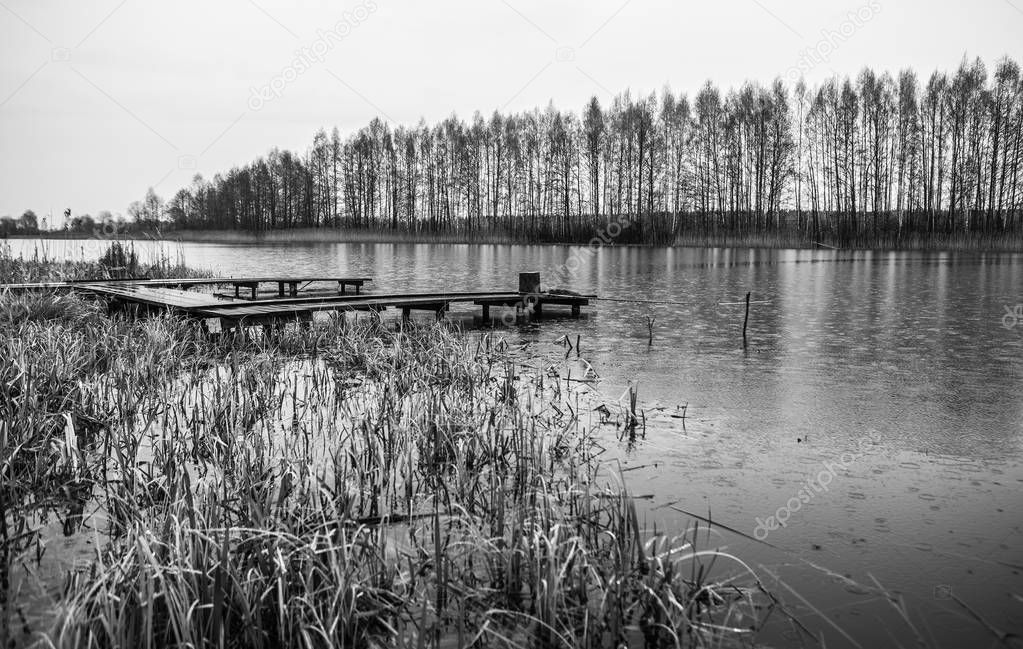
[0,211,39,236]
[5,189,164,238]
[160,56,1023,245]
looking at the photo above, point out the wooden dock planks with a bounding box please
[198,292,527,321]
[4,271,593,326]
[202,293,593,329]
[79,285,246,310]
[0,276,372,296]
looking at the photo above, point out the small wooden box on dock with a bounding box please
[519,272,541,295]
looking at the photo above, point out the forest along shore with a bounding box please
[9,58,1022,251]
[14,225,1023,251]
[130,57,1023,249]
[160,226,1023,251]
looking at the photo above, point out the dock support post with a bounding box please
[481,304,490,322]
[231,319,247,343]
[277,282,285,297]
[402,307,411,320]
[571,304,580,318]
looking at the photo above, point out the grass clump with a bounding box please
[0,241,198,284]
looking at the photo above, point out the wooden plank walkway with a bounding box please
[201,290,521,310]
[195,291,589,324]
[76,285,590,322]
[0,276,371,297]
[0,281,84,291]
[81,285,246,310]
[6,271,592,328]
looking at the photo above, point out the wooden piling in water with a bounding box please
[742,291,751,347]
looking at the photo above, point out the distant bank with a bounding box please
[8,227,1023,252]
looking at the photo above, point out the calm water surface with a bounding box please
[12,239,1023,647]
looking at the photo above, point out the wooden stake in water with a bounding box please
[742,291,751,348]
[628,384,638,428]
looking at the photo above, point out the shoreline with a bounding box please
[7,228,1023,252]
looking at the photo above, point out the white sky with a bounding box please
[1,0,1020,224]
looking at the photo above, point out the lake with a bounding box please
[9,237,1023,648]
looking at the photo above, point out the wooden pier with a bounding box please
[2,272,591,330]
[0,276,370,298]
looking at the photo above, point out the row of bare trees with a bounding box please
[164,56,1023,245]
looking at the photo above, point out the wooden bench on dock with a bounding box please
[223,277,371,299]
[474,293,589,319]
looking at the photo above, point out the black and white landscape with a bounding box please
[1,2,1022,648]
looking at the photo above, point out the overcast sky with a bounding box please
[1,0,1020,224]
